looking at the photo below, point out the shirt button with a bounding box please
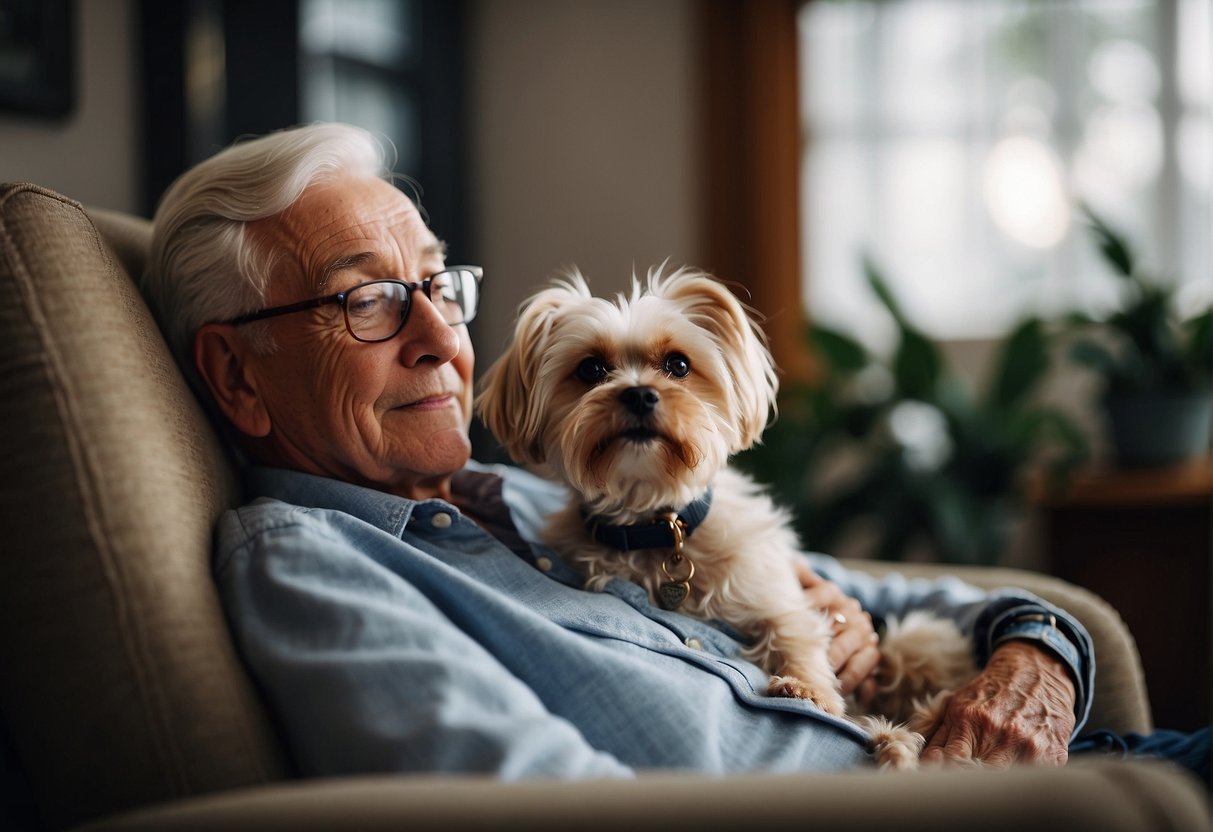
[431,512,453,529]
[536,556,553,572]
[685,637,704,651]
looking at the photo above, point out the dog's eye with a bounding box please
[663,353,691,378]
[575,357,610,385]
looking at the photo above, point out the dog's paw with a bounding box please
[870,732,923,771]
[767,675,846,716]
[850,715,924,771]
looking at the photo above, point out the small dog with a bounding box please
[475,267,976,769]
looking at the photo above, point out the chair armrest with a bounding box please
[72,762,1210,832]
[842,559,1153,734]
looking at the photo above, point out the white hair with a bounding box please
[141,122,391,366]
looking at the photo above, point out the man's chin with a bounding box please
[355,433,472,500]
[392,426,473,471]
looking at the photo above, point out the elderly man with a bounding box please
[139,122,1116,779]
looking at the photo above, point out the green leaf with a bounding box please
[920,480,972,561]
[1184,310,1213,381]
[807,324,868,373]
[861,255,943,397]
[803,466,887,553]
[1081,204,1135,278]
[988,318,1049,409]
[862,256,909,327]
[1006,407,1090,462]
[894,328,942,399]
[1068,339,1118,375]
[1063,310,1101,327]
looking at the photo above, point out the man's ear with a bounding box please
[194,324,272,438]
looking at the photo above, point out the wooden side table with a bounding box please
[1031,456,1212,731]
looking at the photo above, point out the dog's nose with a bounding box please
[620,386,660,416]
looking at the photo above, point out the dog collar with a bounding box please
[583,490,713,552]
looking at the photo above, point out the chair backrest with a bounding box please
[0,183,288,831]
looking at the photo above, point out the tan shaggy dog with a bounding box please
[476,267,976,768]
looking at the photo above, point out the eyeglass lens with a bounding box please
[344,269,479,342]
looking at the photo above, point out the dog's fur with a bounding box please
[475,267,976,769]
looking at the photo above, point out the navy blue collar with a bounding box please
[583,490,713,552]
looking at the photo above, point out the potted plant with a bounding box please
[738,260,1088,565]
[1067,208,1213,467]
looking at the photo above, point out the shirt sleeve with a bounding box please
[804,552,1095,737]
[214,507,635,780]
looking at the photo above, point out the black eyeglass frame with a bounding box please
[222,266,483,343]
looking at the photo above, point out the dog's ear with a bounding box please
[475,273,592,465]
[655,270,778,450]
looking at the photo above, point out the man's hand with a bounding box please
[920,639,1076,767]
[794,560,880,705]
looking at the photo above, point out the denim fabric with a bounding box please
[1071,728,1212,786]
[214,462,1095,779]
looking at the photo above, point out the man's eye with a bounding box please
[663,353,691,378]
[575,357,610,384]
[347,298,379,319]
[345,284,395,318]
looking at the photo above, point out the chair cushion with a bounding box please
[0,183,287,830]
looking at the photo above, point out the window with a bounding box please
[299,0,469,254]
[799,0,1211,347]
[299,0,422,174]
[139,0,469,254]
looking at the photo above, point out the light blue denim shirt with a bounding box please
[213,462,1094,780]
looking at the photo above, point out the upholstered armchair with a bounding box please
[1,182,1208,831]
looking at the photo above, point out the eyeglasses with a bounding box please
[223,266,482,343]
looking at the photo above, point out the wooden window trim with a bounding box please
[698,0,810,381]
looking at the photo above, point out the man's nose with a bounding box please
[395,292,461,366]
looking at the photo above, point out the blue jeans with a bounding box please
[1070,727,1212,786]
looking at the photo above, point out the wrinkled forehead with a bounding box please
[251,176,440,296]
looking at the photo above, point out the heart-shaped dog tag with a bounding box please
[659,581,690,610]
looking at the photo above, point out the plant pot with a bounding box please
[1104,388,1213,467]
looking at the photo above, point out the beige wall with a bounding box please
[0,0,138,214]
[467,0,703,367]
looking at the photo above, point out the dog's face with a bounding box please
[476,268,777,517]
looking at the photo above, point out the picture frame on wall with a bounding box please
[0,0,74,118]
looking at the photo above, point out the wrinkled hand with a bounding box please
[794,560,879,704]
[920,640,1076,767]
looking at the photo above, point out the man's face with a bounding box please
[236,175,475,498]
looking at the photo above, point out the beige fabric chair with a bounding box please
[0,182,1207,832]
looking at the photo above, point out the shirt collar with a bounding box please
[243,466,418,537]
[241,464,527,545]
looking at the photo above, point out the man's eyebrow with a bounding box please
[316,241,449,294]
[317,252,377,294]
